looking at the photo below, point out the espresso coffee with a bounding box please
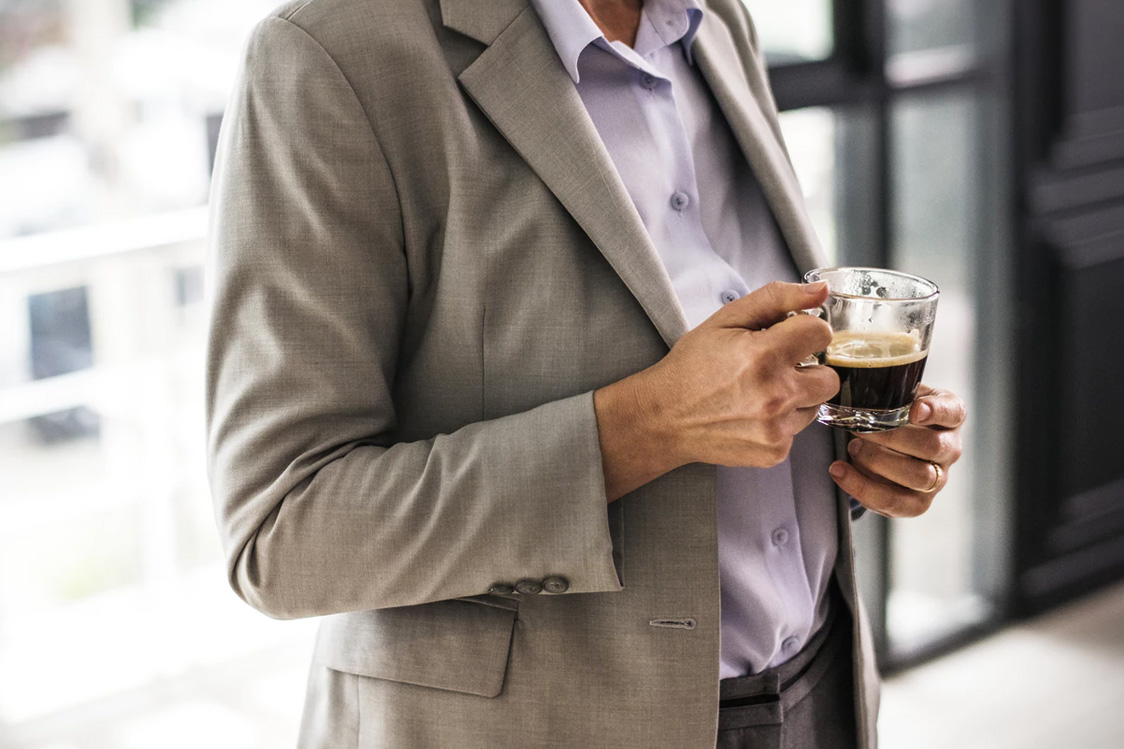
[824,331,928,412]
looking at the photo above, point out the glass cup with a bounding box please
[804,267,940,432]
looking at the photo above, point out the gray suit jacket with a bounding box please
[205,0,880,746]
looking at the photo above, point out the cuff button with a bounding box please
[488,583,515,595]
[514,579,543,595]
[542,576,570,594]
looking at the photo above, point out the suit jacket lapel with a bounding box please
[692,12,827,275]
[445,0,827,345]
[448,2,690,348]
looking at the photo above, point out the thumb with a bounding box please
[708,281,829,331]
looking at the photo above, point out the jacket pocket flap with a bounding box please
[313,599,517,698]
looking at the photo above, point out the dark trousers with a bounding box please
[716,591,858,749]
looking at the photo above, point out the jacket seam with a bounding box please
[268,15,408,253]
[279,0,316,21]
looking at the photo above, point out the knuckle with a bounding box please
[925,430,947,458]
[757,281,785,312]
[768,438,794,466]
[744,342,779,377]
[952,396,967,424]
[815,367,841,400]
[754,427,791,467]
[763,280,788,300]
[932,394,966,427]
[887,491,925,518]
[936,431,959,461]
[789,315,830,346]
[809,318,834,349]
[759,393,790,420]
[892,500,915,518]
[916,461,938,491]
[906,493,934,517]
[881,497,904,518]
[760,451,784,468]
[845,466,869,494]
[754,348,783,377]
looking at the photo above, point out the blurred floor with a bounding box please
[881,579,1124,749]
[3,581,1123,748]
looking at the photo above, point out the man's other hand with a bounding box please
[827,384,966,517]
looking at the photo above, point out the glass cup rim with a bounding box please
[803,266,940,302]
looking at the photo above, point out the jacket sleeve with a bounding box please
[205,16,622,620]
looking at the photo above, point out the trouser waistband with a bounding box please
[718,587,846,712]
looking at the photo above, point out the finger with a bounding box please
[910,386,966,429]
[828,461,935,518]
[758,313,834,365]
[855,423,962,465]
[709,281,828,331]
[847,438,945,493]
[792,364,840,408]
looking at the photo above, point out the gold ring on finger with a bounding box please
[923,461,943,493]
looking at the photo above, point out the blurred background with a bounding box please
[0,0,1121,747]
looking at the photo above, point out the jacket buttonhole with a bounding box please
[649,618,697,630]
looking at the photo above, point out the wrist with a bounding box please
[593,364,686,501]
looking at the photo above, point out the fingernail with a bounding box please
[847,439,861,456]
[805,281,827,295]
[829,462,845,479]
[915,402,932,424]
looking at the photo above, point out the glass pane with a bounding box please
[779,105,880,269]
[740,0,834,63]
[886,89,1010,655]
[779,107,839,264]
[888,0,977,55]
[0,0,277,240]
[0,409,142,611]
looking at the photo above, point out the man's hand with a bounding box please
[594,281,840,501]
[827,384,966,517]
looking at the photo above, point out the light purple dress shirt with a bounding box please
[529,0,840,678]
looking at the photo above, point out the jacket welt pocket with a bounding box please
[314,598,518,698]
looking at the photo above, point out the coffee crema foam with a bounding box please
[825,330,926,369]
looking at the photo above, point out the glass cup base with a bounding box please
[816,403,911,433]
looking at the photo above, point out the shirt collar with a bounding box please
[530,0,704,84]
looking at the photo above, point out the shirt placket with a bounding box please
[613,49,749,329]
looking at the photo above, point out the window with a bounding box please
[741,0,835,63]
[764,0,1013,667]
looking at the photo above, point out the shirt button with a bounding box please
[640,73,658,90]
[670,191,690,211]
[720,289,739,305]
[782,635,799,652]
[772,528,789,547]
